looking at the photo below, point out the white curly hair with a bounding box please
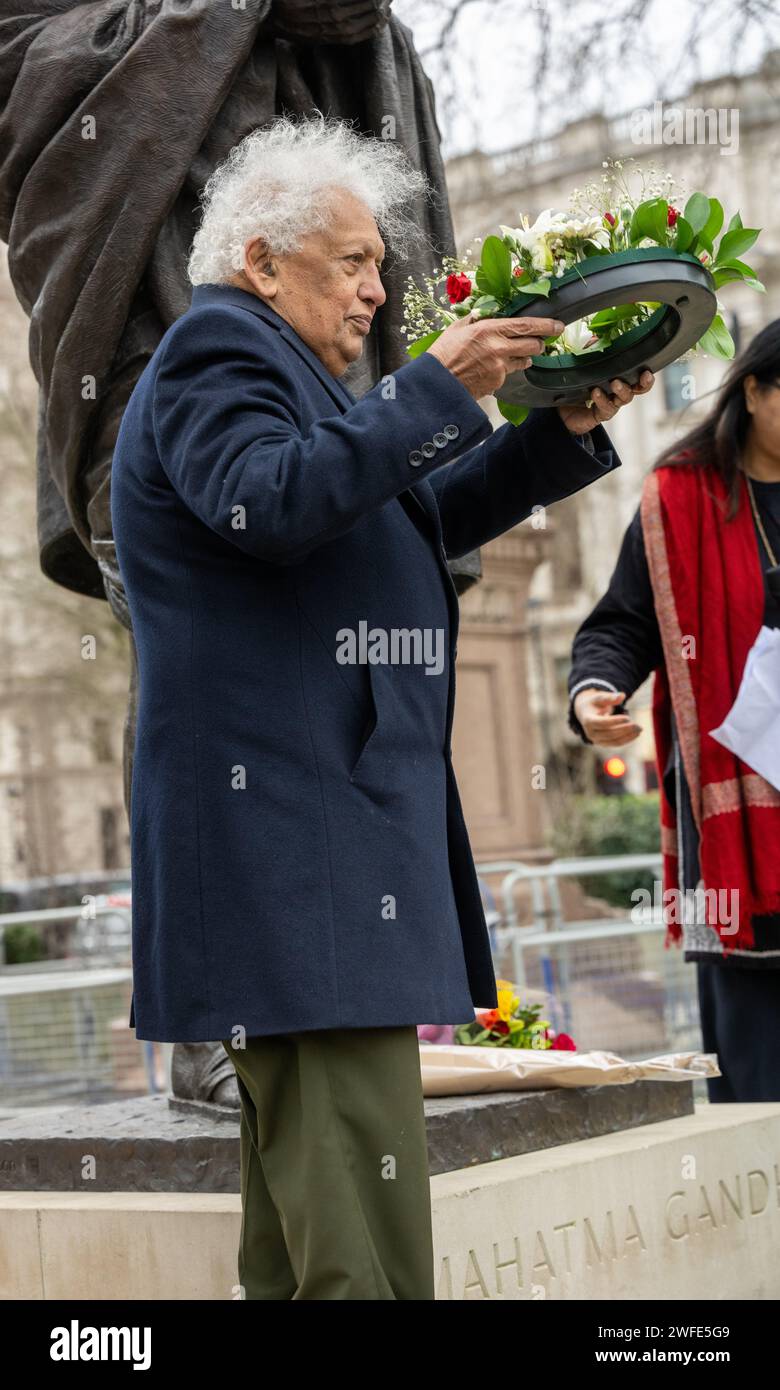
[187,112,432,285]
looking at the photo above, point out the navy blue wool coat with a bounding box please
[111,282,620,1041]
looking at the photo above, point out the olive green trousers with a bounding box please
[220,1025,435,1300]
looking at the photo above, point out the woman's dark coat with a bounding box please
[111,282,620,1041]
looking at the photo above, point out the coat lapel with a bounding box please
[278,322,355,414]
[188,283,440,536]
[189,283,354,413]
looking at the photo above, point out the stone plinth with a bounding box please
[2,1104,778,1300]
[433,1102,780,1300]
[0,1081,692,1192]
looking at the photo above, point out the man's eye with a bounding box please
[347,254,362,265]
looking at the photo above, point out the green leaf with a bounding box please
[629,197,669,245]
[726,210,743,233]
[697,313,735,359]
[715,227,760,265]
[467,1023,492,1045]
[589,304,646,327]
[721,258,758,275]
[511,278,551,298]
[405,330,442,359]
[673,216,695,253]
[470,294,500,317]
[711,267,744,289]
[712,260,765,292]
[478,234,513,298]
[496,399,530,426]
[683,192,711,235]
[702,197,724,244]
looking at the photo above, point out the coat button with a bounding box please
[443,424,460,440]
[421,441,437,459]
[433,432,448,448]
[408,449,424,466]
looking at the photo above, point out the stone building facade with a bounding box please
[450,54,780,861]
[0,54,778,882]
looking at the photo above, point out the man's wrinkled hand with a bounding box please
[557,370,655,435]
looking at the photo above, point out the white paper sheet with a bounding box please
[708,624,780,791]
[419,1044,719,1096]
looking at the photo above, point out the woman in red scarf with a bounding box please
[568,320,780,1102]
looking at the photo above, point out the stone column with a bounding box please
[451,523,548,860]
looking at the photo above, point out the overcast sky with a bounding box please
[394,0,780,158]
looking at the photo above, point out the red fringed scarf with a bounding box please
[640,459,780,952]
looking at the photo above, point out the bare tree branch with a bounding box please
[397,0,780,153]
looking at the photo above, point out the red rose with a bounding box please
[446,272,472,304]
[512,266,527,278]
[494,1020,509,1035]
[552,1032,576,1051]
[604,212,616,227]
[667,206,679,227]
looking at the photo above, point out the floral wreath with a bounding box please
[403,158,762,424]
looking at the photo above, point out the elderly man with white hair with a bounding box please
[111,113,653,1300]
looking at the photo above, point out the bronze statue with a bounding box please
[0,0,480,1103]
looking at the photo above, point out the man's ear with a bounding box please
[243,237,277,300]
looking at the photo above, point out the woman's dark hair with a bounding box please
[654,317,780,518]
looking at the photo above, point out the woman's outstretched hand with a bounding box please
[573,688,642,746]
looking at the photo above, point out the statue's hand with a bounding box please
[270,0,392,46]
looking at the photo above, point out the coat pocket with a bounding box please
[348,661,386,790]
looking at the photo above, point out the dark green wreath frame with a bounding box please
[493,247,717,408]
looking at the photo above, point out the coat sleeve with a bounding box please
[427,405,620,560]
[151,305,495,564]
[567,505,665,742]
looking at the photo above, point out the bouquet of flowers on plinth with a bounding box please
[455,978,577,1050]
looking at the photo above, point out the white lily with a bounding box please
[561,317,602,354]
[511,210,563,272]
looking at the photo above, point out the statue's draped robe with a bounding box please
[0,1,480,1096]
[0,0,480,608]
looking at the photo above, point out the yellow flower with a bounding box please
[496,985,519,1022]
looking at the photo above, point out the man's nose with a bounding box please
[360,264,387,307]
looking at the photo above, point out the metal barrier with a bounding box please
[1,858,704,1105]
[0,903,145,1108]
[476,854,702,1059]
